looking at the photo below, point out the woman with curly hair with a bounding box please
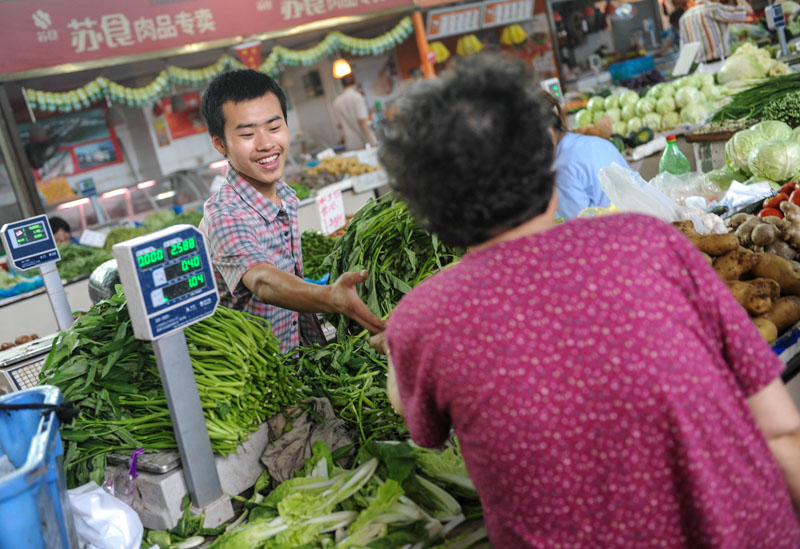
[370,53,800,547]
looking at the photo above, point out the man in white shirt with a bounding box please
[333,74,376,150]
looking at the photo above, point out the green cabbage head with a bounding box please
[747,139,800,183]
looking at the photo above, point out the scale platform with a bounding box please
[0,333,57,393]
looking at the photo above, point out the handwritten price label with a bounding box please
[316,186,345,235]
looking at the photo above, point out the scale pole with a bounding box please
[39,261,73,331]
[152,330,223,507]
[778,28,788,58]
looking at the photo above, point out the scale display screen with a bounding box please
[0,215,60,270]
[164,273,206,300]
[11,222,47,248]
[164,255,202,281]
[167,236,197,259]
[113,225,218,341]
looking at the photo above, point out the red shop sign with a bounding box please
[0,0,412,77]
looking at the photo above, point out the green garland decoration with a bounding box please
[27,17,414,113]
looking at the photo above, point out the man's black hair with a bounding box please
[200,69,288,142]
[340,73,356,87]
[48,216,70,234]
[670,8,684,28]
[380,54,555,248]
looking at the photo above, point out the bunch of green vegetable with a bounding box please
[103,226,148,252]
[31,243,112,281]
[207,440,486,549]
[285,333,407,444]
[323,196,463,337]
[712,73,800,122]
[288,182,311,201]
[301,230,336,280]
[142,210,177,232]
[762,91,800,128]
[39,290,304,487]
[172,210,204,227]
[142,209,204,231]
[0,269,38,290]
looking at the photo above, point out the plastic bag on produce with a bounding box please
[711,180,773,213]
[649,170,726,207]
[598,163,727,234]
[68,481,143,549]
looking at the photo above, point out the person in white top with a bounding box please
[333,74,376,150]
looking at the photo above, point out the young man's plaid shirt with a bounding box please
[200,165,302,352]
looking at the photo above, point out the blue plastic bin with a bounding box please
[0,386,78,548]
[608,55,655,83]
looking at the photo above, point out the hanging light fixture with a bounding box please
[332,57,352,79]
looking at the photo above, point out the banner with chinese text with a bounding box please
[1,0,412,76]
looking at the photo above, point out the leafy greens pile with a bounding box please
[323,196,463,337]
[286,334,407,445]
[207,440,485,549]
[301,230,337,281]
[39,289,305,487]
[26,243,113,282]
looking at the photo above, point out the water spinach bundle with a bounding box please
[39,290,304,487]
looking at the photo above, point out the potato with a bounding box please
[671,221,739,256]
[726,278,780,315]
[750,253,800,296]
[757,296,800,333]
[713,248,758,281]
[753,318,778,342]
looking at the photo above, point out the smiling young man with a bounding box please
[199,69,384,352]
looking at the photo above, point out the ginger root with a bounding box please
[752,224,780,247]
[713,247,758,280]
[781,200,800,226]
[766,240,799,261]
[750,253,800,296]
[726,278,780,315]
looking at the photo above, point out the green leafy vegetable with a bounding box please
[300,231,336,280]
[40,289,304,487]
[323,195,463,338]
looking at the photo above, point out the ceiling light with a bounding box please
[332,58,352,79]
[101,188,127,199]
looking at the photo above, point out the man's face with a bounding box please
[212,93,290,191]
[53,229,70,244]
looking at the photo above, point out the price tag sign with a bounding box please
[316,186,346,236]
[78,228,107,248]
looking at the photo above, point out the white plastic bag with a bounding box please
[68,481,143,549]
[598,163,727,234]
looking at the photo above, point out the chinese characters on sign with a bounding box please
[316,187,346,235]
[66,10,216,54]
[1,0,413,76]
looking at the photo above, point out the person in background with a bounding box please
[371,53,800,547]
[541,92,627,220]
[48,216,79,245]
[679,0,752,64]
[654,8,685,56]
[198,69,384,352]
[333,73,376,151]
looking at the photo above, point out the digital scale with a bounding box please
[0,334,59,394]
[766,3,788,58]
[540,77,563,103]
[1,215,73,331]
[113,224,231,519]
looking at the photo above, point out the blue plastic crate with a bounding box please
[0,386,78,548]
[608,55,655,83]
